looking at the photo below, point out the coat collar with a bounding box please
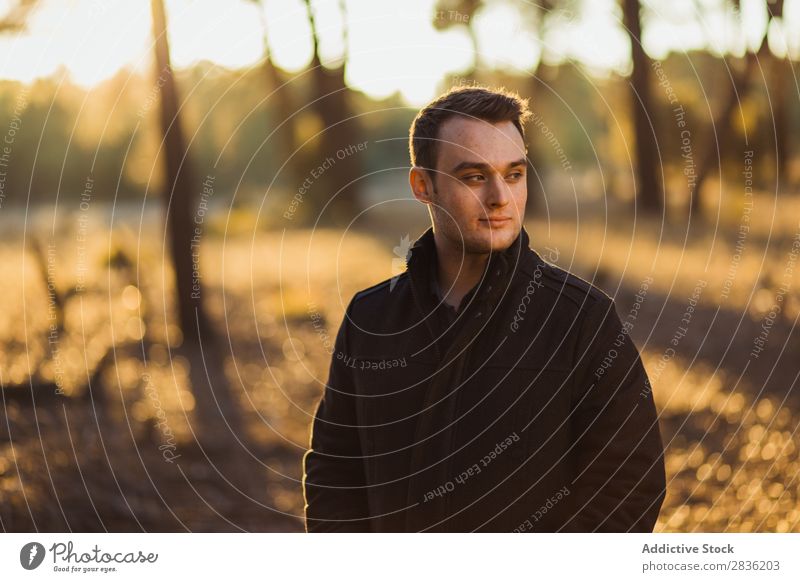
[406,224,534,320]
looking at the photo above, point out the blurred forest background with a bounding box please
[1,0,800,532]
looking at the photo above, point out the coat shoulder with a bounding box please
[353,275,399,302]
[527,252,614,313]
[351,274,407,311]
[345,275,410,337]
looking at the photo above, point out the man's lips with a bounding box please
[479,217,512,225]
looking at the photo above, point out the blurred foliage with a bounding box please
[0,50,795,222]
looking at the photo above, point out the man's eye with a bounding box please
[462,174,484,182]
[507,171,524,180]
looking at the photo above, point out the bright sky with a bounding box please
[0,0,795,105]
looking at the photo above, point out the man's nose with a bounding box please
[486,174,510,207]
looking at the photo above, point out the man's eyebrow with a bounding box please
[450,158,527,173]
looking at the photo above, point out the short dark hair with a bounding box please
[409,85,532,175]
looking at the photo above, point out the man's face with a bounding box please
[412,116,528,254]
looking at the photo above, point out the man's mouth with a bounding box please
[479,217,512,226]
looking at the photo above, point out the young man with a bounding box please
[302,86,666,532]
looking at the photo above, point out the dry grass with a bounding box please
[1,193,799,531]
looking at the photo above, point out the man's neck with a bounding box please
[433,230,490,310]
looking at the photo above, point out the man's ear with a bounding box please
[409,166,436,204]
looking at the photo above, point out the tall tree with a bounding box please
[150,0,248,457]
[302,0,362,225]
[770,24,789,188]
[622,0,663,214]
[252,0,298,188]
[523,0,560,217]
[691,0,782,214]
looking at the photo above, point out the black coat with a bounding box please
[303,226,666,532]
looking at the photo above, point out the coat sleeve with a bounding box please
[563,295,666,532]
[302,298,372,532]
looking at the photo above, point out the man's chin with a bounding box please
[466,229,519,254]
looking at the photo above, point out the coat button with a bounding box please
[475,311,483,318]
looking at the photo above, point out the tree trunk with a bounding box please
[256,0,298,189]
[692,1,784,214]
[622,0,663,214]
[772,58,789,189]
[769,1,788,189]
[150,0,247,455]
[302,0,362,226]
[691,30,769,215]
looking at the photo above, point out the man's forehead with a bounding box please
[436,117,525,163]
